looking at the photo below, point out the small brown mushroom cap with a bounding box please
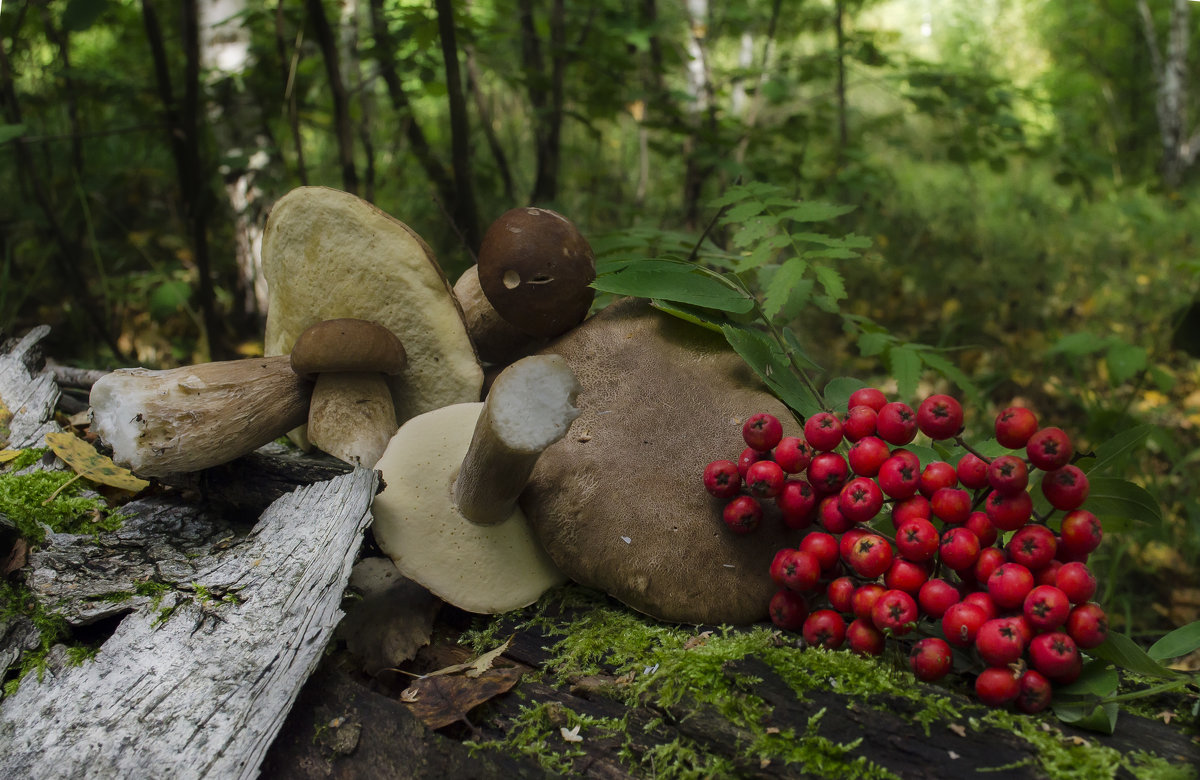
[520,298,802,625]
[477,207,596,338]
[290,318,407,379]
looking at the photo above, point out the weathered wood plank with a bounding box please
[0,326,61,449]
[0,467,378,780]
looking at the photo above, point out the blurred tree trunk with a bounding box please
[834,0,848,167]
[275,5,309,185]
[141,0,223,360]
[682,0,718,230]
[518,0,567,204]
[434,0,482,250]
[306,0,358,196]
[464,44,517,204]
[340,0,377,203]
[1137,0,1198,189]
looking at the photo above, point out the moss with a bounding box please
[7,447,45,471]
[0,467,124,544]
[469,700,624,775]
[1,580,69,697]
[751,708,901,780]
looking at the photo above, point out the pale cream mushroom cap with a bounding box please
[262,187,483,443]
[372,402,566,614]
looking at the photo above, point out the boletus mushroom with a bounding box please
[290,318,407,467]
[520,298,802,625]
[89,356,311,477]
[371,354,579,614]
[261,186,483,447]
[474,207,596,340]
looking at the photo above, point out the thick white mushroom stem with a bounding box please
[89,356,312,477]
[306,372,397,468]
[452,354,581,526]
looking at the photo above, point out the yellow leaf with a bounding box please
[44,432,149,493]
[0,396,12,448]
[0,449,22,464]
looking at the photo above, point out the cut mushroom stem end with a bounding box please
[452,353,582,525]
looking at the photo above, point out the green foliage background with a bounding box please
[2,0,1199,638]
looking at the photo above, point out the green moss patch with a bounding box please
[0,462,125,544]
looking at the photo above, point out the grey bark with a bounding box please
[1137,0,1198,188]
[0,468,378,779]
[0,326,60,449]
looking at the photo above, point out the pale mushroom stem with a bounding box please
[89,355,312,477]
[452,354,581,526]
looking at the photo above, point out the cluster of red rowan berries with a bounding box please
[702,388,1108,712]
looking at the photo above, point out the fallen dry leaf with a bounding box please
[1157,710,1175,725]
[424,636,512,679]
[684,630,714,650]
[947,724,967,738]
[44,431,149,493]
[1067,736,1089,747]
[0,449,21,465]
[401,665,523,730]
[560,725,583,743]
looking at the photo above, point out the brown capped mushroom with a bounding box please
[89,356,311,477]
[476,207,596,339]
[453,264,547,366]
[371,354,579,613]
[290,318,407,468]
[262,187,483,447]
[520,298,802,625]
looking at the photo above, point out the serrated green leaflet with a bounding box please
[1084,477,1162,525]
[592,259,754,313]
[1084,425,1153,476]
[887,345,922,399]
[721,325,822,418]
[1147,620,1200,662]
[1087,632,1178,679]
[823,377,867,411]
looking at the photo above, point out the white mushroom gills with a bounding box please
[452,354,581,525]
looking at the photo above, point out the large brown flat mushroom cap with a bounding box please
[521,299,804,625]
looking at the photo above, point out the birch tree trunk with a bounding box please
[1137,0,1198,189]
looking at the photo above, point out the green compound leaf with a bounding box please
[1083,477,1163,528]
[1085,425,1153,477]
[1088,632,1179,679]
[822,377,867,412]
[721,325,822,418]
[887,345,922,400]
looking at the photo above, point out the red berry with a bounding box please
[847,534,894,579]
[891,495,932,528]
[827,576,857,613]
[839,477,884,523]
[743,412,783,452]
[703,460,741,499]
[1041,465,1090,511]
[975,667,1020,707]
[802,609,846,650]
[807,452,850,494]
[1066,602,1109,649]
[972,547,1007,589]
[819,495,854,534]
[846,617,886,656]
[965,511,998,548]
[976,618,1026,666]
[1055,562,1097,604]
[769,588,809,631]
[1006,524,1058,571]
[799,532,840,573]
[917,578,960,618]
[722,495,763,534]
[995,406,1039,450]
[876,402,918,445]
[804,412,844,452]
[842,405,878,442]
[939,527,981,571]
[942,601,988,647]
[1023,585,1071,631]
[1026,427,1073,471]
[737,446,764,479]
[956,453,990,490]
[1029,631,1081,681]
[839,528,868,562]
[1060,510,1103,557]
[931,487,971,525]
[774,436,814,474]
[770,548,797,586]
[987,455,1029,496]
[890,448,921,471]
[985,490,1033,531]
[885,558,929,594]
[919,461,958,498]
[910,637,953,682]
[962,591,998,621]
[778,480,818,529]
[1035,559,1063,587]
[877,455,920,499]
[1016,669,1053,714]
[745,460,786,498]
[896,518,939,563]
[851,584,886,621]
[848,387,888,412]
[917,394,964,440]
[871,588,919,635]
[847,436,890,477]
[987,563,1035,610]
[781,550,823,593]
